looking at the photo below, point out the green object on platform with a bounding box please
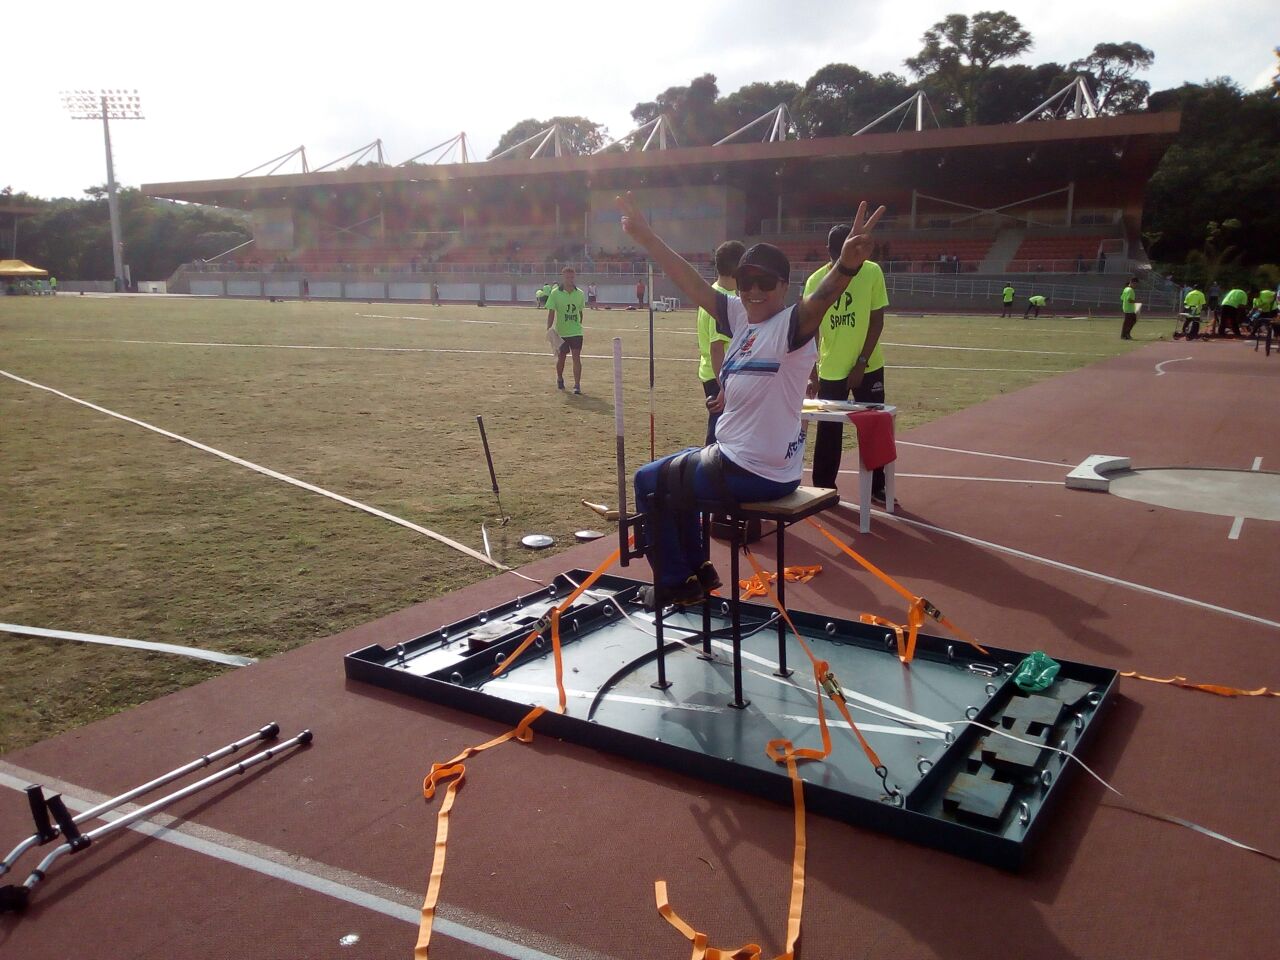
[1013,651,1060,692]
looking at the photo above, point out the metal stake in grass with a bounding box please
[475,415,508,525]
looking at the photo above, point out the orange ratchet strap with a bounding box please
[655,549,881,960]
[805,517,988,663]
[492,547,621,679]
[1121,672,1280,698]
[738,564,822,599]
[415,705,546,960]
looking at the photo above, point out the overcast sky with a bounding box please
[5,0,1275,199]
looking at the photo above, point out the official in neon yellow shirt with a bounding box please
[802,223,889,494]
[1183,288,1206,316]
[546,267,587,394]
[1023,294,1047,319]
[1001,284,1015,317]
[1120,278,1138,339]
[1257,288,1277,316]
[1219,288,1247,336]
[1179,287,1207,339]
[697,240,744,443]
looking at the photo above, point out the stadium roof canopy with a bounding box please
[143,113,1180,212]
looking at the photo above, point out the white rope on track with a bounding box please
[0,369,503,571]
[1,623,255,667]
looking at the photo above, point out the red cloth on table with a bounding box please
[845,410,896,470]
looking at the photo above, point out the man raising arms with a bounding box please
[547,266,587,394]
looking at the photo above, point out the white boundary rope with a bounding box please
[0,369,503,570]
[1,623,254,667]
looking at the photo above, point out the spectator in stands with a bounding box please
[806,223,890,500]
[696,240,744,444]
[1120,278,1138,339]
[586,281,598,309]
[547,267,587,394]
[1219,287,1247,337]
[1001,283,1016,317]
[618,193,885,609]
[1023,294,1048,319]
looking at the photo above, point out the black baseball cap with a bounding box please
[735,243,790,284]
[827,223,852,260]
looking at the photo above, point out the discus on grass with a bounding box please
[574,530,605,542]
[521,534,554,549]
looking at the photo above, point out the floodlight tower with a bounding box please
[60,89,144,291]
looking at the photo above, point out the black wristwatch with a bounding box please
[836,261,859,277]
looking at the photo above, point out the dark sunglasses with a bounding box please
[737,273,780,293]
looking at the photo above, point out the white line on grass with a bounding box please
[839,501,1280,631]
[895,440,1068,467]
[882,341,1105,357]
[0,623,255,667]
[0,368,502,570]
[356,312,501,324]
[0,767,586,960]
[20,338,1066,374]
[19,337,699,364]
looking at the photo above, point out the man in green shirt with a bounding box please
[546,266,587,394]
[1219,287,1247,337]
[1120,279,1138,339]
[1023,294,1048,319]
[696,240,744,443]
[804,223,889,496]
[1000,284,1015,317]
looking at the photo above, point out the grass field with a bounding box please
[0,294,1160,753]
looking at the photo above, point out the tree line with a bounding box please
[7,12,1277,281]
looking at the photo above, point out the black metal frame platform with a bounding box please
[344,570,1117,869]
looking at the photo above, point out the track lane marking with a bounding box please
[0,766,617,960]
[838,502,1280,631]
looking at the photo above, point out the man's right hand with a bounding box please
[706,390,725,413]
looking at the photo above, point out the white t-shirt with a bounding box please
[712,294,817,483]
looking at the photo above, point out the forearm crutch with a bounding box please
[1,722,280,878]
[0,728,311,913]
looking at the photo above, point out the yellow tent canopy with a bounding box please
[0,260,49,277]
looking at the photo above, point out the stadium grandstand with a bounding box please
[144,105,1181,311]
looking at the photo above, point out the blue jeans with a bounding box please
[634,446,798,587]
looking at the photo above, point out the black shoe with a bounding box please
[640,576,704,611]
[573,385,581,395]
[557,378,565,390]
[871,488,887,505]
[696,561,722,592]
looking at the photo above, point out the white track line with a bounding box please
[835,471,1060,485]
[0,369,502,570]
[895,440,1067,468]
[1229,457,1265,541]
[841,502,1280,631]
[1155,356,1192,376]
[0,767,586,960]
[0,623,254,667]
